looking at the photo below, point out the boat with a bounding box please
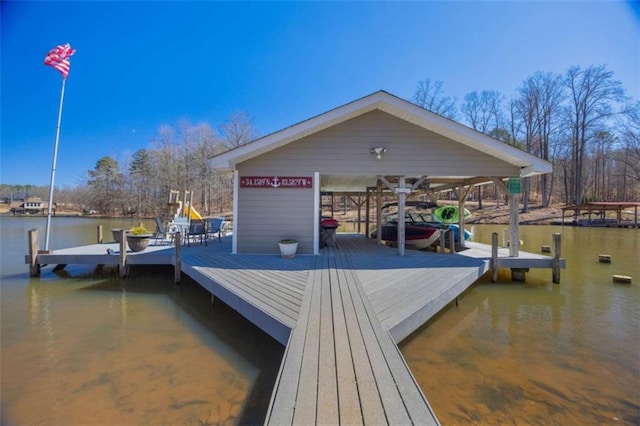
[370,201,450,249]
[433,205,471,224]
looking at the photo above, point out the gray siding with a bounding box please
[240,110,520,176]
[237,187,315,254]
[236,110,520,254]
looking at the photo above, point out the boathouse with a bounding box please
[210,90,552,255]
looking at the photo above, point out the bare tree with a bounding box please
[619,101,640,181]
[515,72,566,207]
[513,80,540,212]
[461,90,505,133]
[412,79,457,119]
[615,101,640,199]
[219,111,258,148]
[564,65,626,204]
[461,90,505,208]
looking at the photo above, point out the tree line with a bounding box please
[4,64,638,217]
[413,65,638,211]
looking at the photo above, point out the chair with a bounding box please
[186,220,207,247]
[206,217,225,242]
[153,217,174,245]
[172,217,190,244]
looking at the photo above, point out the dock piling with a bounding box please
[174,233,182,284]
[118,230,127,278]
[448,229,456,254]
[28,229,40,277]
[598,254,612,263]
[491,232,498,282]
[97,225,103,244]
[552,233,561,284]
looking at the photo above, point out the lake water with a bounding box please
[1,217,638,425]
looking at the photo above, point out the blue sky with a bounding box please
[1,1,638,188]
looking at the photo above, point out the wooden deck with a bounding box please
[28,233,567,425]
[267,253,438,424]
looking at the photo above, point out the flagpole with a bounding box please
[44,77,67,251]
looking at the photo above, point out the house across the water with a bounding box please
[9,197,55,216]
[210,90,552,255]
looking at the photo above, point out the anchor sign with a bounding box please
[240,176,313,189]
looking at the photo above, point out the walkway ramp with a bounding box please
[181,251,312,345]
[267,254,438,425]
[352,253,489,343]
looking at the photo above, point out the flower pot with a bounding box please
[278,240,298,259]
[112,228,130,243]
[126,234,151,252]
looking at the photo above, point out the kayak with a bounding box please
[448,224,472,242]
[433,206,471,224]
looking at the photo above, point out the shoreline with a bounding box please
[2,202,637,226]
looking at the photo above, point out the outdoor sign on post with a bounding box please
[240,176,313,189]
[508,177,521,194]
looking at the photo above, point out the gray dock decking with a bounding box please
[28,233,565,425]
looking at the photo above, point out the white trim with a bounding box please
[313,172,320,255]
[232,170,239,254]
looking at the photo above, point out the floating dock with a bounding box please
[26,233,565,424]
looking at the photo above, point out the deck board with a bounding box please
[267,252,438,425]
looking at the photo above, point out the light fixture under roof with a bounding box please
[370,147,387,160]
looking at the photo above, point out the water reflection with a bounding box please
[402,226,639,425]
[4,261,283,425]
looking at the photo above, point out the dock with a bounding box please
[26,233,565,424]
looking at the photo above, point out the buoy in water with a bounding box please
[612,275,632,284]
[598,254,612,263]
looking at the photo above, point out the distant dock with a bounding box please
[26,232,565,424]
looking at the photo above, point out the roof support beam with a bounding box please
[410,176,429,191]
[396,176,408,256]
[376,180,382,245]
[509,193,520,257]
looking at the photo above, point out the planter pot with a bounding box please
[111,229,130,243]
[278,240,298,259]
[126,234,152,252]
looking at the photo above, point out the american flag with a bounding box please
[44,43,76,78]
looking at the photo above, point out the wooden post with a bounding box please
[491,232,498,282]
[397,176,406,256]
[28,229,40,276]
[440,230,446,253]
[357,194,362,233]
[448,229,456,254]
[509,193,520,257]
[598,254,612,263]
[376,180,382,245]
[118,229,127,278]
[174,232,182,284]
[552,233,561,284]
[365,187,371,238]
[97,225,103,244]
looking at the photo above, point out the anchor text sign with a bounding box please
[240,176,313,189]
